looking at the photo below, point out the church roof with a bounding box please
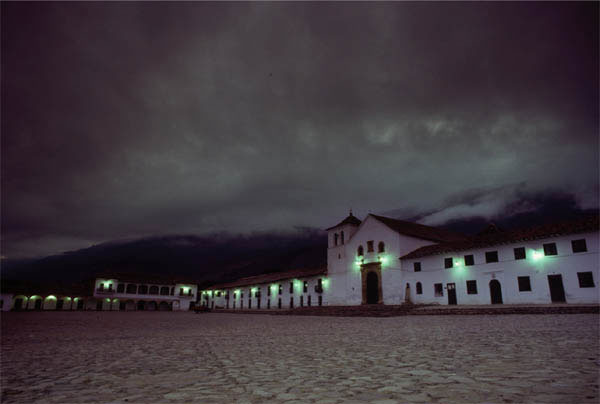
[370,214,467,243]
[325,213,362,230]
[401,215,599,260]
[206,267,327,290]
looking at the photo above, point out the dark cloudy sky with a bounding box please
[2,2,598,259]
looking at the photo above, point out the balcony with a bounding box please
[95,289,114,295]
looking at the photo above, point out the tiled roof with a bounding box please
[325,213,362,230]
[401,215,599,259]
[370,214,467,242]
[206,267,327,290]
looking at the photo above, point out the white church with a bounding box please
[202,212,598,308]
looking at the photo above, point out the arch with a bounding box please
[378,241,385,253]
[43,296,57,310]
[137,300,146,310]
[125,300,136,311]
[12,295,28,311]
[158,301,171,311]
[404,283,411,303]
[357,245,364,257]
[149,286,159,295]
[29,296,43,310]
[366,272,380,304]
[126,284,137,294]
[160,286,170,296]
[489,280,503,304]
[416,282,422,295]
[146,301,157,311]
[138,285,148,294]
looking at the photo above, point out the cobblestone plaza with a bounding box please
[2,312,598,403]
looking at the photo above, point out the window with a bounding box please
[485,251,498,263]
[98,283,104,291]
[117,283,125,293]
[290,297,294,308]
[543,243,557,256]
[334,233,339,246]
[357,246,364,257]
[138,285,148,294]
[577,272,595,288]
[241,292,244,299]
[308,295,312,306]
[514,247,526,260]
[367,241,374,252]
[572,239,587,253]
[267,286,271,296]
[341,231,345,244]
[179,287,184,296]
[126,284,137,294]
[149,285,158,294]
[414,262,421,272]
[434,283,443,297]
[108,283,113,291]
[416,282,422,295]
[444,258,453,269]
[300,295,304,307]
[216,291,221,297]
[278,284,282,295]
[318,295,322,306]
[318,278,323,288]
[303,281,308,293]
[289,282,294,294]
[466,280,477,294]
[378,242,385,253]
[160,286,170,295]
[464,255,474,266]
[233,292,237,299]
[518,276,532,292]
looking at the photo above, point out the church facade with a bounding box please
[203,213,598,308]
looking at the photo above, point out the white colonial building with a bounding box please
[202,213,598,308]
[92,276,198,311]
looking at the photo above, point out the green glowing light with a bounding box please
[271,284,277,292]
[251,287,257,293]
[105,298,111,302]
[65,297,71,301]
[531,250,544,260]
[45,295,56,300]
[322,278,330,289]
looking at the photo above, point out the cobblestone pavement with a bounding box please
[1,312,598,403]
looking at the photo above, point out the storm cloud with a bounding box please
[2,2,598,258]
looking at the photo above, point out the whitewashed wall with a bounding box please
[401,232,599,305]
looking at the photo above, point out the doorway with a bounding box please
[366,272,380,304]
[447,283,457,305]
[547,275,566,302]
[489,280,503,304]
[405,283,411,303]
